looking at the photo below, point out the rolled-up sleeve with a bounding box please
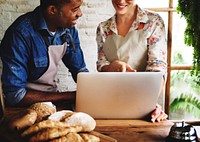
[96,25,111,71]
[0,30,29,106]
[62,28,89,82]
[146,15,167,74]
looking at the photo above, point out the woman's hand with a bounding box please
[102,60,136,72]
[151,104,168,122]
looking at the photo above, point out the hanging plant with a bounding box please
[177,0,200,85]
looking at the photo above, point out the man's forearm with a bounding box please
[15,90,76,107]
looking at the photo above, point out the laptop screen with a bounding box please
[76,72,163,119]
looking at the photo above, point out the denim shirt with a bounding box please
[0,6,89,106]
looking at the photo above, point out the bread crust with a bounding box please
[80,133,100,142]
[21,119,71,137]
[49,132,84,142]
[48,110,74,121]
[65,112,96,132]
[29,102,56,122]
[8,109,37,131]
[49,111,96,132]
[29,126,83,142]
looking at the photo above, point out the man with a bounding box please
[0,0,88,107]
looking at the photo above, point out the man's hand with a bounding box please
[102,60,136,72]
[151,104,168,122]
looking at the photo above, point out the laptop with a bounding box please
[75,72,163,119]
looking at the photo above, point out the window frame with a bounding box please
[146,0,199,124]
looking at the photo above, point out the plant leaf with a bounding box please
[170,94,200,118]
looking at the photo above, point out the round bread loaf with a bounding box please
[65,112,96,132]
[48,110,74,121]
[48,110,96,132]
[29,102,56,122]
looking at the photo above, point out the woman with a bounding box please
[96,0,168,122]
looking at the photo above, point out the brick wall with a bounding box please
[0,0,114,91]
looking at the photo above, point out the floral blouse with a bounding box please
[96,5,167,74]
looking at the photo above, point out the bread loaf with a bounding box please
[8,108,37,131]
[29,126,83,142]
[21,119,70,137]
[80,133,100,142]
[64,112,96,132]
[48,110,96,132]
[49,132,84,142]
[29,102,56,122]
[48,110,74,121]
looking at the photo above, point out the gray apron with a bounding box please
[27,43,67,92]
[103,28,148,71]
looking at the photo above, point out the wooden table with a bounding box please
[95,119,174,142]
[0,108,199,142]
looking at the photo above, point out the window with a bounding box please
[137,0,199,121]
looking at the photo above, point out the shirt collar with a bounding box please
[136,5,149,24]
[109,15,118,34]
[33,6,68,36]
[33,6,48,32]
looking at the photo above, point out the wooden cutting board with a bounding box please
[90,131,117,142]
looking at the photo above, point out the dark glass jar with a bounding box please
[166,121,199,142]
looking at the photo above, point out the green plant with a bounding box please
[177,0,200,85]
[170,49,200,119]
[170,93,200,119]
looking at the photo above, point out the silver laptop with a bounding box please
[75,72,163,119]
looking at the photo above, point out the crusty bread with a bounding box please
[48,110,74,121]
[50,132,84,142]
[21,119,70,137]
[29,126,83,142]
[80,133,100,142]
[48,110,96,132]
[64,112,96,132]
[16,105,99,141]
[8,108,37,131]
[29,102,56,122]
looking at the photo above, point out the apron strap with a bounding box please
[63,33,77,52]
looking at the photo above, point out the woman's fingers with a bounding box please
[151,105,168,122]
[151,108,160,122]
[111,60,136,72]
[155,111,168,122]
[126,64,136,72]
